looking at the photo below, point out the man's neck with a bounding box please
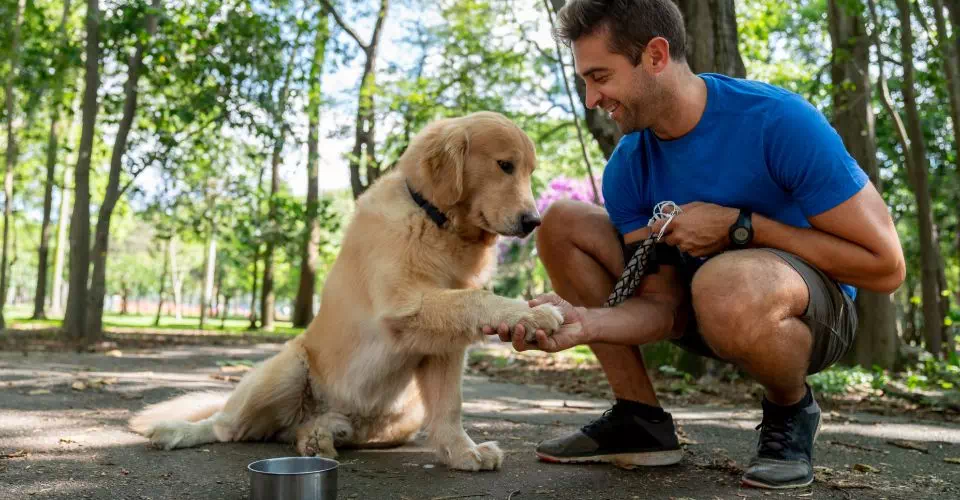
[651,69,707,141]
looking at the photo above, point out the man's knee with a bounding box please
[535,199,606,266]
[690,250,806,361]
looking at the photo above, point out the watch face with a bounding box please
[734,227,749,242]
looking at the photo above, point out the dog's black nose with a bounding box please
[520,213,542,235]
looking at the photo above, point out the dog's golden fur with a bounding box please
[128,111,563,471]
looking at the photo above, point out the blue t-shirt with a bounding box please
[602,73,868,300]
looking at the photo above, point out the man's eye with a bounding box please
[498,160,514,174]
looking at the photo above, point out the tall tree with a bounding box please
[63,0,102,342]
[51,166,72,316]
[261,29,303,333]
[829,0,898,369]
[86,0,162,339]
[320,0,391,199]
[673,0,746,77]
[867,0,946,356]
[293,15,331,328]
[0,0,26,330]
[34,0,75,320]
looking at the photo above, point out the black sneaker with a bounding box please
[741,386,821,489]
[535,400,683,467]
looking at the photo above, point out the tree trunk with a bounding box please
[51,166,71,317]
[828,0,899,369]
[85,0,160,340]
[0,0,25,330]
[892,0,945,357]
[248,251,260,330]
[200,234,216,330]
[32,0,73,321]
[63,0,102,342]
[221,295,230,329]
[154,237,170,326]
[322,0,390,199]
[170,235,182,320]
[261,30,303,333]
[294,16,330,328]
[674,0,747,77]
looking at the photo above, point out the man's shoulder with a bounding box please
[701,73,810,117]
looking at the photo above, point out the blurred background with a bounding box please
[2,0,960,397]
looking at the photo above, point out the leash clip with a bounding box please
[648,201,682,241]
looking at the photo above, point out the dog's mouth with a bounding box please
[479,211,529,238]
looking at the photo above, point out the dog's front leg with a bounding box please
[383,289,563,353]
[416,352,502,471]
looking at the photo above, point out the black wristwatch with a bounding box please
[729,208,753,248]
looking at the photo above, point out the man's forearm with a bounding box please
[752,213,901,291]
[578,295,678,346]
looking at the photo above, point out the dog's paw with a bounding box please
[519,304,564,342]
[296,427,338,458]
[445,441,504,471]
[145,421,188,450]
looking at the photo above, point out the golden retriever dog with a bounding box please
[128,111,564,471]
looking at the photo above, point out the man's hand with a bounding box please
[650,202,739,257]
[481,293,589,352]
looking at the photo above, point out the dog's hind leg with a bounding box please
[142,336,314,451]
[416,352,502,471]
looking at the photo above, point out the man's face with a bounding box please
[572,28,664,134]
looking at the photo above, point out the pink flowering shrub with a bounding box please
[497,175,602,264]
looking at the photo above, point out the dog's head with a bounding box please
[404,111,541,238]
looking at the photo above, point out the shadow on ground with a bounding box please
[1,344,958,499]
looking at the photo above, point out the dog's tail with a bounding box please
[128,391,230,435]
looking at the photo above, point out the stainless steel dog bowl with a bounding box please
[248,457,338,500]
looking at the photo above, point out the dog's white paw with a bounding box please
[145,421,189,450]
[445,441,503,471]
[520,304,564,342]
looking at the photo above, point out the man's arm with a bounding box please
[511,227,688,352]
[751,182,905,293]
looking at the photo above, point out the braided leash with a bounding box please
[603,201,682,308]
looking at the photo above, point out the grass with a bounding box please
[3,304,303,337]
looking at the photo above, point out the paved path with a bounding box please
[1,344,958,499]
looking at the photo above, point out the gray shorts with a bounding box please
[619,240,857,375]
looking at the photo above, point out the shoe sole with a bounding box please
[740,476,814,490]
[536,449,683,468]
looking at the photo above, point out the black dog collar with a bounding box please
[407,182,449,228]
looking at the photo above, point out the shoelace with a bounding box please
[581,408,619,436]
[755,414,794,455]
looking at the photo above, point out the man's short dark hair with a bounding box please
[554,0,687,65]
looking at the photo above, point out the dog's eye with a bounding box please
[497,160,514,174]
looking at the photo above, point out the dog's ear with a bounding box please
[423,122,469,207]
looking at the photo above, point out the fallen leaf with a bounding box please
[102,377,118,385]
[27,389,51,396]
[944,457,960,464]
[59,438,77,445]
[1,450,28,459]
[852,463,879,473]
[828,480,875,490]
[104,350,122,357]
[72,382,86,391]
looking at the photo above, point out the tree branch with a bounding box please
[319,0,369,51]
[543,0,600,204]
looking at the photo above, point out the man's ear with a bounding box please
[645,36,671,73]
[423,122,469,207]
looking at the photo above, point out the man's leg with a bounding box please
[535,200,659,405]
[690,248,855,489]
[533,200,683,467]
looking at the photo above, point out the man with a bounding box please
[483,0,905,490]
